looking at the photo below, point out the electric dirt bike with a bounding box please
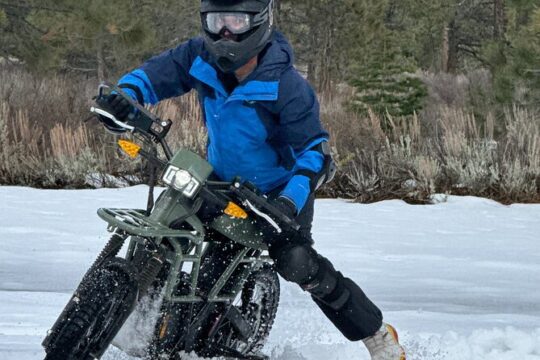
[42,83,301,360]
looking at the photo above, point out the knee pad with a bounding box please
[304,257,350,311]
[272,244,320,285]
[271,244,350,311]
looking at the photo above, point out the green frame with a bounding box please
[96,149,273,304]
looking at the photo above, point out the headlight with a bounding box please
[162,165,201,198]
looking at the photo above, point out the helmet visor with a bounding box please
[204,12,253,35]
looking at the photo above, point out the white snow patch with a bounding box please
[112,292,165,358]
[0,186,539,359]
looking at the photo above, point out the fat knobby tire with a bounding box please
[44,257,138,360]
[239,265,280,354]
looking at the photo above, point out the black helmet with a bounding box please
[200,0,275,73]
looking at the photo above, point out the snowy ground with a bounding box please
[1,186,539,360]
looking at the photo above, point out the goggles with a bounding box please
[204,11,268,35]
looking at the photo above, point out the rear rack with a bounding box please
[97,208,203,243]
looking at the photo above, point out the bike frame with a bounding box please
[97,149,272,305]
[43,83,290,360]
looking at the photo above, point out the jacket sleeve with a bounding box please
[274,70,329,213]
[117,37,203,105]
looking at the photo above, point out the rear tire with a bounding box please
[44,258,138,360]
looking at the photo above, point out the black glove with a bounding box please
[96,93,133,122]
[271,195,297,220]
[258,196,299,245]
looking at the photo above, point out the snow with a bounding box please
[0,186,539,360]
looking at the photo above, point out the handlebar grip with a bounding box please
[96,82,172,142]
[230,182,301,231]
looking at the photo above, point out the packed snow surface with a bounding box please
[0,186,539,360]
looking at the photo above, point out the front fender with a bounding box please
[210,215,268,251]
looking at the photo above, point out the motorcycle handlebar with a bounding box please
[92,82,174,159]
[92,83,299,232]
[202,180,300,232]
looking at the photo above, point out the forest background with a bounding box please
[0,0,539,203]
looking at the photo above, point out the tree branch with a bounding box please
[0,1,73,14]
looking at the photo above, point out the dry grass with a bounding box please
[0,66,206,188]
[318,88,540,203]
[1,66,539,203]
[153,95,207,156]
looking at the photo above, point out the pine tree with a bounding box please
[0,0,158,77]
[486,0,540,104]
[348,0,427,117]
[32,0,157,78]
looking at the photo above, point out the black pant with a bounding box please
[266,193,383,341]
[198,192,383,341]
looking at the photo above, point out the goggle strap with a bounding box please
[253,0,273,26]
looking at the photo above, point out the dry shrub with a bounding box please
[0,66,207,188]
[0,67,97,129]
[0,101,113,187]
[499,107,540,201]
[153,94,207,156]
[419,71,471,109]
[1,67,539,203]
[320,86,540,203]
[418,69,498,136]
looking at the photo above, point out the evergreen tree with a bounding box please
[347,0,426,117]
[31,0,156,78]
[278,0,357,91]
[0,1,51,64]
[486,1,540,104]
[148,0,200,51]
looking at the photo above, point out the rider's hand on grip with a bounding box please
[229,180,301,235]
[271,196,297,220]
[253,196,298,237]
[96,94,133,122]
[260,196,298,242]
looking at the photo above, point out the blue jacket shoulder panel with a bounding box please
[257,67,329,166]
[118,69,159,104]
[255,67,329,212]
[138,37,205,102]
[275,69,329,153]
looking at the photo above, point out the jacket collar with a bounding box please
[189,56,279,101]
[189,32,293,101]
[189,56,228,97]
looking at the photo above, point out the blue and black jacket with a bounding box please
[118,31,329,213]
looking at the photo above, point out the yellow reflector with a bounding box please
[118,139,141,158]
[159,314,170,339]
[224,202,248,219]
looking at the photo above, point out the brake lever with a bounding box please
[89,106,136,131]
[243,199,283,233]
[94,82,173,142]
[229,181,301,232]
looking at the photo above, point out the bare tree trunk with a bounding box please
[306,4,318,87]
[441,25,450,72]
[445,19,459,73]
[307,61,317,86]
[96,37,107,81]
[274,0,282,26]
[442,16,459,73]
[493,0,506,39]
[318,24,334,94]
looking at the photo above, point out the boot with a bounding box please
[362,323,406,360]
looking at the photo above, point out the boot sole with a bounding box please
[385,324,406,360]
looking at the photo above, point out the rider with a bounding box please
[97,0,406,358]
